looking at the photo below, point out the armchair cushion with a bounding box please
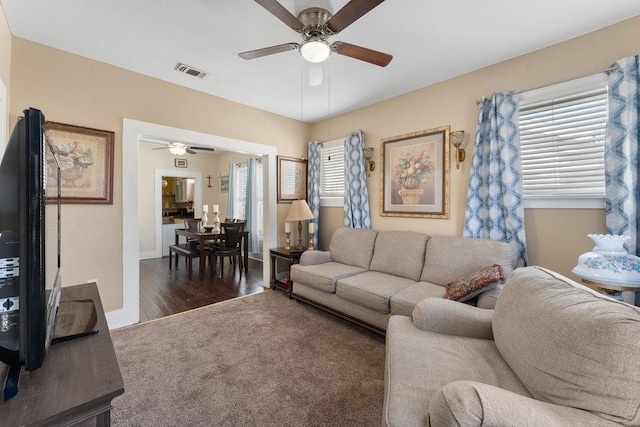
[428,381,621,427]
[412,298,494,340]
[494,267,640,426]
[383,316,529,427]
[443,264,504,302]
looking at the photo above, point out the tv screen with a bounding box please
[0,108,61,388]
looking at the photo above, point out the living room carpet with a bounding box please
[111,290,385,426]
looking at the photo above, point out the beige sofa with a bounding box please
[290,227,517,333]
[383,266,640,426]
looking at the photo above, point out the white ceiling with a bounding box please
[2,1,640,123]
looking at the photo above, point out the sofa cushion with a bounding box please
[383,316,530,427]
[494,266,640,426]
[290,262,366,293]
[329,227,377,269]
[336,271,416,314]
[389,281,446,316]
[443,264,504,302]
[369,231,430,281]
[421,236,517,286]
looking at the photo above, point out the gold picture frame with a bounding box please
[277,156,307,203]
[380,126,450,218]
[46,121,114,204]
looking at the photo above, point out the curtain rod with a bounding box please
[475,64,619,105]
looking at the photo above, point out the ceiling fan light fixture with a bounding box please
[169,143,187,155]
[300,38,331,63]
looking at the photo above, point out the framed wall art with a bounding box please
[46,121,114,204]
[277,156,307,203]
[220,175,229,193]
[174,158,187,168]
[380,126,450,218]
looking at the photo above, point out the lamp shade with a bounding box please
[286,200,314,222]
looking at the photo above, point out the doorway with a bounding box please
[109,119,277,329]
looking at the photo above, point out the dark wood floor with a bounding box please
[139,256,266,323]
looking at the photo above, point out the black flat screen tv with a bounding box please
[0,108,62,399]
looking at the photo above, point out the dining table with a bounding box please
[175,228,249,280]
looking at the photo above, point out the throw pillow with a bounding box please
[444,264,504,302]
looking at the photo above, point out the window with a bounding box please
[320,138,344,206]
[518,74,608,209]
[232,161,263,253]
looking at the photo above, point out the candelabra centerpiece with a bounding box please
[212,204,221,233]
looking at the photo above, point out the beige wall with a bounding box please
[309,16,639,279]
[6,15,639,313]
[9,38,308,312]
[138,146,224,256]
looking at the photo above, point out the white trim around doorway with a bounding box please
[106,118,277,329]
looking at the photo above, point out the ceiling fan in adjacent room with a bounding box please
[152,142,215,155]
[239,0,392,67]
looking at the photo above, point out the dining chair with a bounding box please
[234,219,247,232]
[183,218,201,246]
[211,222,243,278]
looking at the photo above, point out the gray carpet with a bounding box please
[111,290,386,426]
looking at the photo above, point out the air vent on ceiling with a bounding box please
[175,63,207,78]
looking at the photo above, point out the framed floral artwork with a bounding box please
[46,122,114,204]
[380,126,450,218]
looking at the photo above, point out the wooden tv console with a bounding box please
[1,282,124,426]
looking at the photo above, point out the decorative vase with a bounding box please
[572,234,640,285]
[398,188,424,205]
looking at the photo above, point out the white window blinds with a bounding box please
[519,74,608,202]
[320,139,345,198]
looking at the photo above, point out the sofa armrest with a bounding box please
[428,381,620,427]
[299,250,332,266]
[412,298,494,340]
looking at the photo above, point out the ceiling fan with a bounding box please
[152,142,215,155]
[239,0,392,67]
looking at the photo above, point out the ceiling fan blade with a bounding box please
[255,0,304,31]
[191,147,216,152]
[326,0,385,34]
[332,42,392,67]
[152,147,169,150]
[186,148,197,155]
[239,43,299,60]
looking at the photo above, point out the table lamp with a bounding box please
[286,200,314,250]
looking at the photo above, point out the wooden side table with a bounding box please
[581,278,640,301]
[270,247,304,297]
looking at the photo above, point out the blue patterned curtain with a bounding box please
[464,92,528,266]
[607,55,640,258]
[227,163,238,219]
[344,130,371,229]
[307,141,321,248]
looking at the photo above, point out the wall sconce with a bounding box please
[363,147,375,177]
[450,131,465,170]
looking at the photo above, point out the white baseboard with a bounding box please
[139,250,157,260]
